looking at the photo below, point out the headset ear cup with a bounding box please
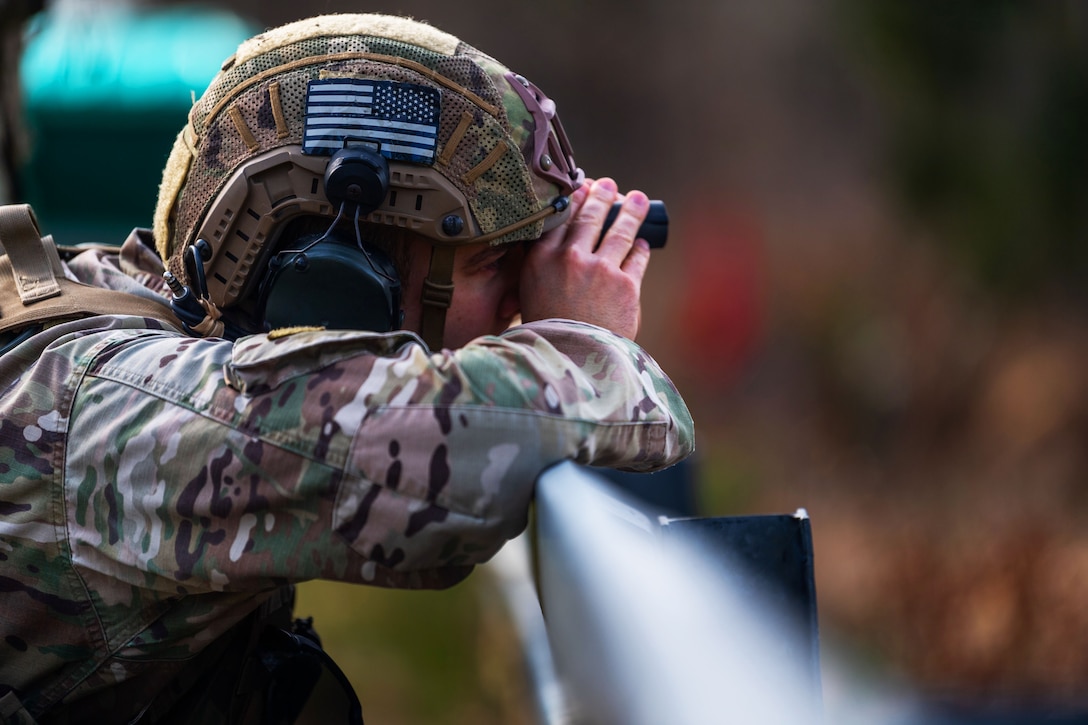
[261,237,402,332]
[258,146,401,333]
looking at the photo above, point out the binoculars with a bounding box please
[600,200,668,249]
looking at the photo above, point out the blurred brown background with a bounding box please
[8,0,1088,721]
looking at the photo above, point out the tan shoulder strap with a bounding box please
[0,204,181,334]
[0,690,38,724]
[0,204,62,303]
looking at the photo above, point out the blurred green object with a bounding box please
[18,2,256,244]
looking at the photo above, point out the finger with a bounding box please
[620,237,652,284]
[535,181,591,249]
[566,181,592,222]
[596,190,649,264]
[564,178,620,251]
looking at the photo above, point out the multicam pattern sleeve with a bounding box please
[65,319,692,593]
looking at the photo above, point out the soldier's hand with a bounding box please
[519,177,651,340]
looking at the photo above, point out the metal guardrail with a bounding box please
[487,464,1088,725]
[486,462,822,725]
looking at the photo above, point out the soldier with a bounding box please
[0,13,694,724]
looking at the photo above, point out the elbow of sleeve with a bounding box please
[337,489,532,578]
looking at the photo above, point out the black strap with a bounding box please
[129,588,296,725]
[127,586,362,725]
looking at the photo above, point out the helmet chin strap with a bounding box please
[419,245,456,350]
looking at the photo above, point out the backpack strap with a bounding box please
[0,203,62,304]
[0,204,180,333]
[0,690,39,725]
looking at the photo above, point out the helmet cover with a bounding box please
[153,13,584,311]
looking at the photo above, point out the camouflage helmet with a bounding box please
[153,13,584,346]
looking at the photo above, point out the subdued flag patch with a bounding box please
[303,78,440,163]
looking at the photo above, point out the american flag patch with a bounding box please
[302,79,440,163]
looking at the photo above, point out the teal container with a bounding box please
[19,4,256,244]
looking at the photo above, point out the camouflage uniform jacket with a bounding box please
[0,229,694,722]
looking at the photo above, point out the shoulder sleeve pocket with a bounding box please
[225,328,425,395]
